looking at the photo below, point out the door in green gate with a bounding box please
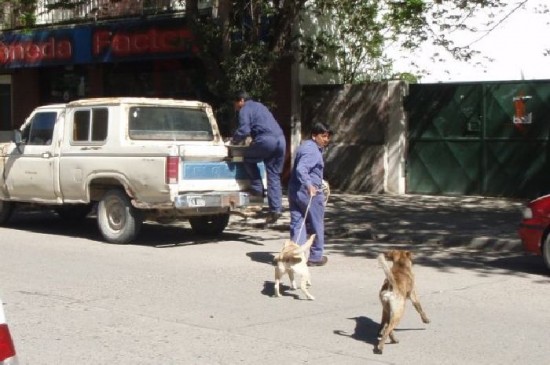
[407,83,484,195]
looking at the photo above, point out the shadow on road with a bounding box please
[318,194,550,277]
[247,251,276,265]
[4,211,262,248]
[5,194,548,277]
[334,316,379,345]
[325,194,525,253]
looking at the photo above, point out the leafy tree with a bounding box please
[0,0,36,27]
[190,0,541,95]
[299,0,543,83]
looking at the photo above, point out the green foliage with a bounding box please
[300,0,427,83]
[0,0,37,27]
[220,43,276,104]
[190,0,308,107]
[298,0,528,83]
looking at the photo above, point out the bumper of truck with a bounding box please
[173,192,250,209]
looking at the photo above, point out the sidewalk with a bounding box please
[231,193,527,253]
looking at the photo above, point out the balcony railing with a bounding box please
[0,0,212,30]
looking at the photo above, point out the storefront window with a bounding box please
[40,66,87,103]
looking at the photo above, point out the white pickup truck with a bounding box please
[0,97,261,244]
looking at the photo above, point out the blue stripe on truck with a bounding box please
[182,161,266,180]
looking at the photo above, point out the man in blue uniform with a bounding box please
[231,91,286,224]
[288,122,332,266]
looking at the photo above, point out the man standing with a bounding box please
[231,91,286,224]
[288,122,332,266]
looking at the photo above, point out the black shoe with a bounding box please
[307,256,328,267]
[265,212,282,224]
[248,192,265,204]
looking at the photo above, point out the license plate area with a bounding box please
[187,195,206,207]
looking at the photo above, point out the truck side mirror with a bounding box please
[12,129,23,152]
[12,129,21,145]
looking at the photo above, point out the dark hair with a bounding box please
[234,90,251,101]
[311,122,333,136]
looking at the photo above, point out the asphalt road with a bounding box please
[0,194,549,365]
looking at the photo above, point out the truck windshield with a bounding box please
[22,111,57,145]
[128,106,214,141]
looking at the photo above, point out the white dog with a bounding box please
[273,234,317,300]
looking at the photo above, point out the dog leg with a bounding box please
[274,269,282,297]
[377,303,390,340]
[300,275,315,300]
[375,313,401,354]
[410,289,430,323]
[375,327,388,354]
[375,299,405,354]
[388,329,399,344]
[288,270,297,290]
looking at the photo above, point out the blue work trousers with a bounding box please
[289,189,325,262]
[243,134,286,213]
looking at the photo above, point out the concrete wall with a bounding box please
[300,82,407,194]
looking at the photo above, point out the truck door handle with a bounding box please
[41,152,52,158]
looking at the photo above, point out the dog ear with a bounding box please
[385,250,396,261]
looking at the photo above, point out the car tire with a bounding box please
[543,234,550,271]
[189,214,230,236]
[0,200,13,225]
[55,203,93,221]
[97,189,142,244]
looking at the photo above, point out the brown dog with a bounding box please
[273,234,316,300]
[375,250,430,354]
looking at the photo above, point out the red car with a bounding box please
[518,194,550,270]
[0,297,18,365]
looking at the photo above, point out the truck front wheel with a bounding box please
[97,190,142,244]
[0,200,13,225]
[189,214,230,236]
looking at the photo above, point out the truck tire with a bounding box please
[97,190,142,244]
[0,200,13,225]
[189,214,230,236]
[55,203,93,221]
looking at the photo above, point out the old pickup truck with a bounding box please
[0,97,261,244]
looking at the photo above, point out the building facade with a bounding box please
[0,0,218,140]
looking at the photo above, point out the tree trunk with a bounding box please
[216,0,232,58]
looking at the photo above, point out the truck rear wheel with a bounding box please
[189,214,230,236]
[0,200,13,225]
[97,190,142,244]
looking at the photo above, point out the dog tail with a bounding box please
[297,234,316,254]
[377,253,397,288]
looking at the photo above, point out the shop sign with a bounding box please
[0,20,196,69]
[93,27,196,59]
[0,29,77,68]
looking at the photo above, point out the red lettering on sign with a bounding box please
[26,44,41,62]
[94,30,111,55]
[92,27,195,57]
[0,38,72,65]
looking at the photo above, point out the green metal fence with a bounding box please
[406,81,550,198]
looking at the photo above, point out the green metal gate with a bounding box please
[406,81,550,198]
